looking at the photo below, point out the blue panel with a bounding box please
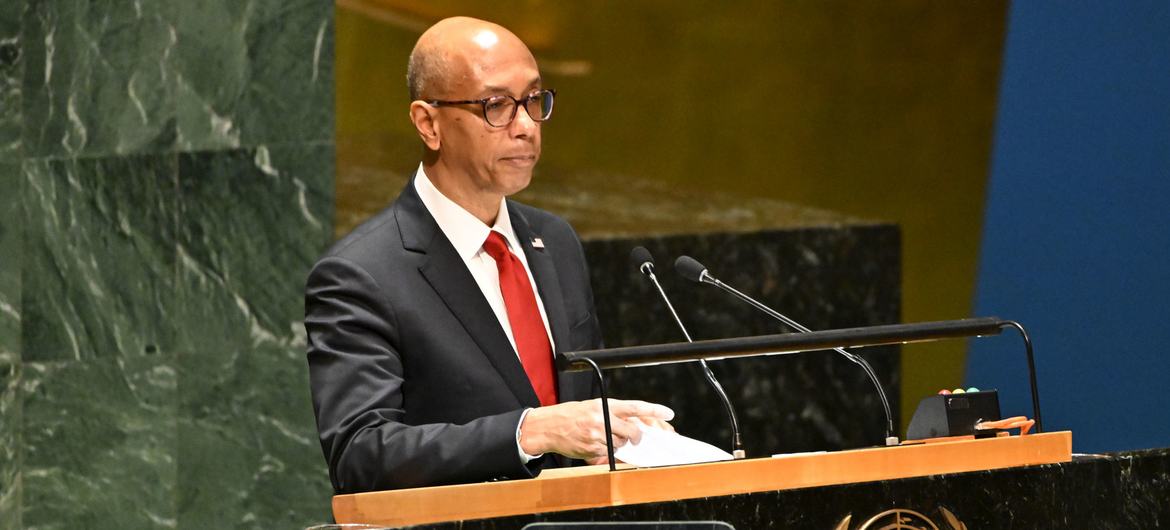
[969,1,1170,453]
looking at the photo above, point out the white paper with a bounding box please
[770,450,827,459]
[613,424,734,468]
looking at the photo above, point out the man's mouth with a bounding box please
[500,154,537,165]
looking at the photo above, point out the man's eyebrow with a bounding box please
[482,78,543,95]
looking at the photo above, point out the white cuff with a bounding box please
[516,408,544,463]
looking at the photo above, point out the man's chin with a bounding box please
[495,168,535,196]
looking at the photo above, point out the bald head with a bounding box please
[407,17,536,101]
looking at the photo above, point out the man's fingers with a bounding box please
[607,417,644,445]
[636,416,675,433]
[568,399,674,456]
[609,400,675,421]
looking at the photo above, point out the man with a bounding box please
[305,17,673,494]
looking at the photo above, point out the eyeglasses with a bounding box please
[425,89,556,128]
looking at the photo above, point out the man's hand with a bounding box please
[584,415,676,465]
[519,399,674,460]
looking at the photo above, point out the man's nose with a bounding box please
[509,104,539,137]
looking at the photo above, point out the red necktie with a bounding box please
[482,231,558,407]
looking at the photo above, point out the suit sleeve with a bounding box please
[305,256,544,493]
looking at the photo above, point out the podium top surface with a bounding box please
[332,431,1072,527]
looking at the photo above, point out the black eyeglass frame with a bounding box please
[424,89,556,128]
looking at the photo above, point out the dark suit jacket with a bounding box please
[305,178,601,494]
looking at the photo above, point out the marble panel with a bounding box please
[584,225,902,456]
[0,362,19,530]
[0,162,20,364]
[0,1,24,160]
[173,144,332,353]
[174,0,334,150]
[21,154,177,361]
[22,356,177,529]
[176,342,332,529]
[173,144,333,527]
[0,161,20,528]
[21,0,176,157]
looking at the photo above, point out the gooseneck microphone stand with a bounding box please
[675,255,899,446]
[631,247,746,458]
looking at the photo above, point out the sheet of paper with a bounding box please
[771,450,827,459]
[613,424,734,468]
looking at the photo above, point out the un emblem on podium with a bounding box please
[833,507,967,530]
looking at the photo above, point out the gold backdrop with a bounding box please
[334,0,1010,427]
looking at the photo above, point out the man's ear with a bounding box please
[409,101,441,151]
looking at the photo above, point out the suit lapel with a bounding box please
[396,180,541,408]
[509,203,572,357]
[508,203,590,401]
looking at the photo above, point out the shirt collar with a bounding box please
[414,164,522,261]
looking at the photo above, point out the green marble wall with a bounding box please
[2,1,335,527]
[1,2,26,528]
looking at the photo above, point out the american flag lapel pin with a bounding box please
[531,237,545,249]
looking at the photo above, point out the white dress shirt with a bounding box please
[413,166,556,355]
[413,165,553,462]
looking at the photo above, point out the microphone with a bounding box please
[674,255,899,446]
[630,247,746,458]
[630,246,655,278]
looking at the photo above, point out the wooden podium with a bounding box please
[332,431,1071,527]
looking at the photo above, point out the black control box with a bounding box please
[906,390,1002,440]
